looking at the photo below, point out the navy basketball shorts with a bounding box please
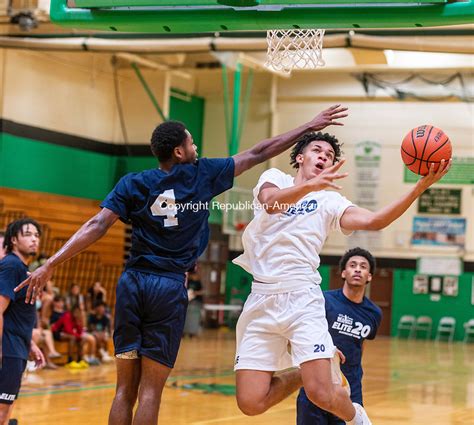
[0,357,27,404]
[113,269,188,368]
[297,388,345,425]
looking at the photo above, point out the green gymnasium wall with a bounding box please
[319,265,331,291]
[0,133,118,200]
[170,89,204,156]
[391,269,474,341]
[0,90,205,201]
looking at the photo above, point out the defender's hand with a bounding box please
[308,104,348,131]
[14,263,54,304]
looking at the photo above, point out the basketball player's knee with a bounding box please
[236,393,266,416]
[138,389,162,408]
[115,385,139,407]
[305,383,337,412]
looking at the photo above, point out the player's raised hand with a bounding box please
[308,104,348,131]
[308,159,349,191]
[14,262,53,304]
[417,159,452,191]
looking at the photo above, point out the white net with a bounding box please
[222,187,253,236]
[266,29,326,75]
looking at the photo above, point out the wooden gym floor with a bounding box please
[13,330,474,425]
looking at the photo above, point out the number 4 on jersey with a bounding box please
[150,189,178,227]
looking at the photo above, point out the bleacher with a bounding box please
[0,187,125,310]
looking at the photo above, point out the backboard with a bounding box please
[52,1,474,33]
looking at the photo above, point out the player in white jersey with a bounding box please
[233,131,450,425]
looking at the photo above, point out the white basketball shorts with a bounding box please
[234,280,336,371]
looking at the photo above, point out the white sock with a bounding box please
[346,403,371,425]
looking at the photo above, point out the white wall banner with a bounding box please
[349,141,382,249]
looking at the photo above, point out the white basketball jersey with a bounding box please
[233,168,354,284]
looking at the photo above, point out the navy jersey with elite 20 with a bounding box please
[0,253,36,360]
[325,289,382,404]
[101,158,234,274]
[297,289,382,425]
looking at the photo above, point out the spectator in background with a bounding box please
[88,302,113,363]
[50,295,66,326]
[87,281,107,312]
[66,283,86,311]
[66,283,86,324]
[51,297,78,366]
[32,317,61,370]
[183,266,204,338]
[39,280,57,328]
[51,304,100,367]
[34,290,61,370]
[29,252,48,272]
[0,231,5,260]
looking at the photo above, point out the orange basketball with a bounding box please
[400,125,452,176]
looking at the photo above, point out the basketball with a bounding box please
[401,125,452,176]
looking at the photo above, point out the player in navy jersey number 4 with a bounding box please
[15,105,348,425]
[297,247,382,425]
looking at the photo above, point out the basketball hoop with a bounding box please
[222,187,253,236]
[234,221,249,232]
[266,29,326,75]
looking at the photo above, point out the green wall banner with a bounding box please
[349,141,382,250]
[418,188,462,215]
[404,157,474,185]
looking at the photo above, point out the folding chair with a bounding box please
[414,316,432,340]
[463,319,474,343]
[435,317,456,342]
[397,315,416,339]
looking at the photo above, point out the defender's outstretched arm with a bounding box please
[15,208,119,303]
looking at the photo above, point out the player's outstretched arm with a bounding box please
[15,208,119,304]
[259,160,349,213]
[340,159,451,232]
[232,104,348,176]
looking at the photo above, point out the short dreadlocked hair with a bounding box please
[339,247,376,274]
[150,120,188,162]
[290,132,342,169]
[3,218,42,254]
